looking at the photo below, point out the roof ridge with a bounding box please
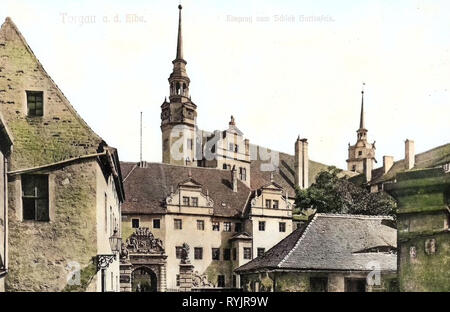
[278,213,319,268]
[0,17,103,144]
[123,163,138,182]
[371,142,450,173]
[314,213,394,220]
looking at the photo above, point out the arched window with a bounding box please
[176,82,180,95]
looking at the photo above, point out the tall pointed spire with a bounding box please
[359,83,365,130]
[176,4,184,61]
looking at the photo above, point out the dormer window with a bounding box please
[191,197,198,207]
[265,199,271,208]
[239,167,246,181]
[182,196,190,206]
[273,200,279,209]
[26,91,43,117]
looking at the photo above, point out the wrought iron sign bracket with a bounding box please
[96,254,115,271]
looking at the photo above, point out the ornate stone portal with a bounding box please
[120,228,167,292]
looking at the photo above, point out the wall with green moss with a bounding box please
[6,160,100,291]
[386,168,450,292]
[398,232,449,292]
[0,18,103,172]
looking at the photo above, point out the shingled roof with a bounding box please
[235,213,397,273]
[121,162,251,217]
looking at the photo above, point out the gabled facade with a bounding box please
[0,17,124,291]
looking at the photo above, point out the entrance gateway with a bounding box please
[119,228,167,292]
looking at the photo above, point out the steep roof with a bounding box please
[250,145,330,198]
[0,17,107,170]
[352,143,450,185]
[121,162,251,217]
[236,213,397,273]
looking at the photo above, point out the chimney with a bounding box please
[383,156,394,174]
[405,139,415,170]
[363,158,372,183]
[295,136,309,189]
[231,165,237,192]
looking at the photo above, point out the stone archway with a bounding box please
[120,228,167,292]
[132,267,158,292]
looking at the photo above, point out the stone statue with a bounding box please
[180,243,190,264]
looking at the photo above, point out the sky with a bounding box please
[1,0,449,169]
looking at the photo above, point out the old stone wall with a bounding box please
[0,18,103,172]
[6,160,99,291]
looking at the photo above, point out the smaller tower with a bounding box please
[346,85,376,182]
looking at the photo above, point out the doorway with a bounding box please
[131,267,158,292]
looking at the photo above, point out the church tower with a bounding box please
[161,5,198,166]
[347,87,376,182]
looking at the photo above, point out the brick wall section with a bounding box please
[0,18,103,171]
[6,161,99,291]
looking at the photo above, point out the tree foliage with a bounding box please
[294,166,397,217]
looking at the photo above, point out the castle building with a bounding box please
[0,18,125,291]
[120,5,331,291]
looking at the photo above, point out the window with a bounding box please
[234,145,239,153]
[358,151,363,156]
[182,196,190,206]
[273,200,279,209]
[310,277,328,292]
[279,222,286,232]
[258,221,265,231]
[229,143,234,151]
[212,248,220,260]
[191,197,198,207]
[239,167,246,181]
[223,222,231,232]
[175,246,183,259]
[176,275,180,287]
[352,165,356,172]
[194,247,203,260]
[174,219,182,230]
[257,248,265,258]
[265,199,271,208]
[153,219,160,229]
[197,220,205,231]
[223,248,231,261]
[243,247,252,260]
[223,164,227,170]
[232,275,237,288]
[26,91,43,117]
[217,275,225,287]
[22,175,49,221]
[232,248,237,261]
[212,221,220,231]
[235,223,242,232]
[132,219,140,228]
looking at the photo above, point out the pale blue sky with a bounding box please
[1,0,449,169]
